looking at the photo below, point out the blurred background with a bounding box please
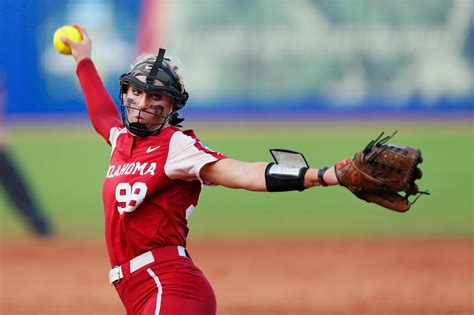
[0,1,472,315]
[0,0,473,237]
[0,0,472,238]
[1,0,472,117]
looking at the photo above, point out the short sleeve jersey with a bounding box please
[76,59,226,267]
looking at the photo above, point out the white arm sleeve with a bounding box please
[165,131,221,183]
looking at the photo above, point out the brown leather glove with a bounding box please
[335,132,429,212]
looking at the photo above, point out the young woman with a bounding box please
[64,25,339,315]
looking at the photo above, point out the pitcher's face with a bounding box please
[125,76,174,128]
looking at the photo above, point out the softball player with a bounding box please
[64,25,340,315]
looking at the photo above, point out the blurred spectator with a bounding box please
[0,75,54,237]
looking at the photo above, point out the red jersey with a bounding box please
[76,59,226,267]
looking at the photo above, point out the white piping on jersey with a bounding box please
[147,268,163,315]
[109,127,128,155]
[185,205,195,220]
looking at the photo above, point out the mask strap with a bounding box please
[147,48,166,84]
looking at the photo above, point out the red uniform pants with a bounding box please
[113,247,216,315]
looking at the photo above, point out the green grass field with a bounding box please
[1,119,472,239]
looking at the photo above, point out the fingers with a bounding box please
[71,24,90,41]
[406,183,419,196]
[416,149,423,164]
[414,167,422,179]
[61,36,73,45]
[60,24,88,45]
[60,24,92,64]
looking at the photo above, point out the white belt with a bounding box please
[109,245,187,285]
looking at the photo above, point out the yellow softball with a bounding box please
[53,25,82,55]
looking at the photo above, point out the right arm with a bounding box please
[64,25,122,142]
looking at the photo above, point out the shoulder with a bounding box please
[165,127,200,141]
[158,126,187,139]
[168,129,198,149]
[164,128,198,140]
[181,129,198,138]
[169,128,226,159]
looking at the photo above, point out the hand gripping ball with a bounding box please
[53,25,82,55]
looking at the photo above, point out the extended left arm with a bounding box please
[200,158,338,192]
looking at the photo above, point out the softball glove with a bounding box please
[335,131,429,212]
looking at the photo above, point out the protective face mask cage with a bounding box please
[119,48,188,136]
[119,97,173,137]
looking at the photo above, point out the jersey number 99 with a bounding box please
[115,182,148,214]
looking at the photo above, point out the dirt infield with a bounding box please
[0,238,472,315]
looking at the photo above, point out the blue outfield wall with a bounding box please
[0,0,473,118]
[0,0,140,116]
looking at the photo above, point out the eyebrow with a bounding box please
[149,104,164,110]
[130,86,143,92]
[131,86,162,96]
